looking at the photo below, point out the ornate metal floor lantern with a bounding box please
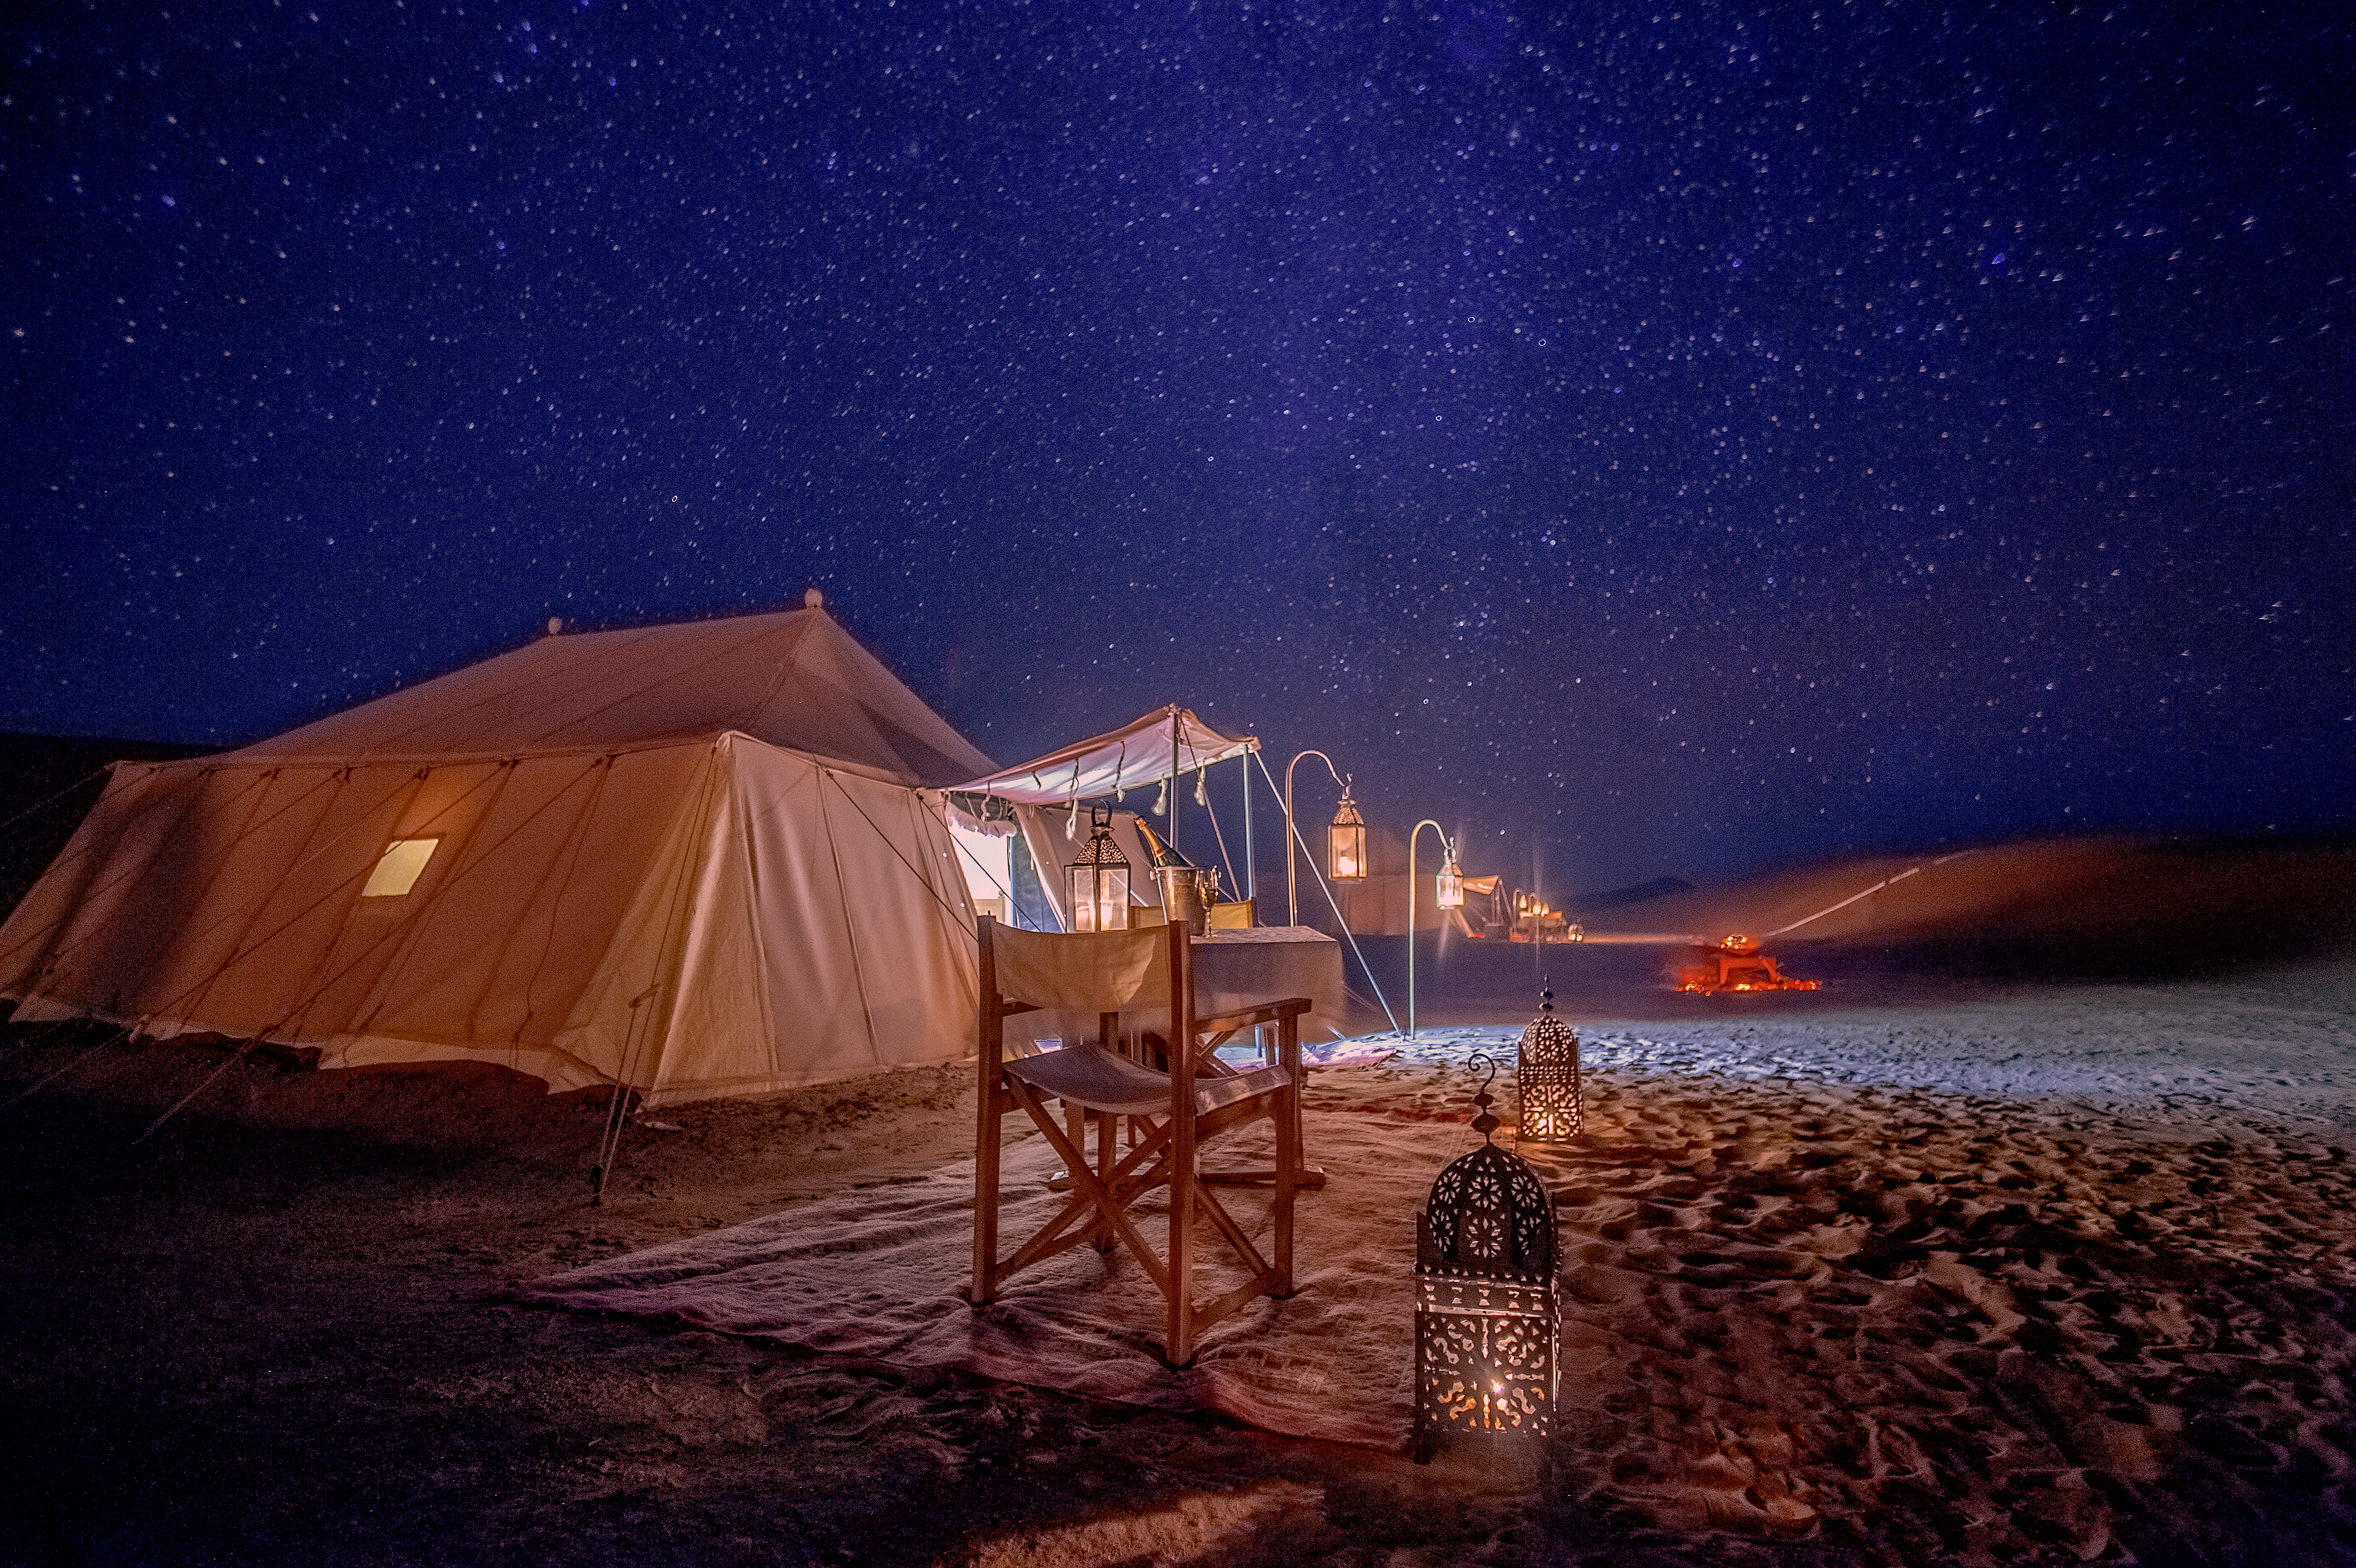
[1515,980,1582,1144]
[1413,1054,1561,1462]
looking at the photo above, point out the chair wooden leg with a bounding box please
[1090,1110,1116,1252]
[1001,1080,1173,1297]
[1191,1183,1270,1279]
[972,919,1003,1308]
[1274,1014,1301,1296]
[972,1075,1002,1306]
[1166,922,1196,1367]
[1272,1081,1300,1298]
[1167,1175,1194,1367]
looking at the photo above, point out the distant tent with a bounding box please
[0,606,993,1105]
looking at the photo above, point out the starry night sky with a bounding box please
[6,0,2350,891]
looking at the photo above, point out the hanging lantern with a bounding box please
[1327,781,1367,881]
[1413,1054,1559,1463]
[1064,805,1132,933]
[1515,981,1582,1144]
[1436,846,1465,910]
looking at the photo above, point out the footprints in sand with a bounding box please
[1309,1058,2356,1564]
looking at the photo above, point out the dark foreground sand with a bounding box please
[3,967,2352,1568]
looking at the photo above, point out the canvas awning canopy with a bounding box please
[951,705,1255,806]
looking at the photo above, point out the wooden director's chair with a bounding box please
[969,916,1311,1367]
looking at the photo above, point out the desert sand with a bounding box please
[1,839,2352,1566]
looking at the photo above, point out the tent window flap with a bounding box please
[362,837,440,898]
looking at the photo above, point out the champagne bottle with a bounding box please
[1134,812,1219,913]
[1132,817,1194,870]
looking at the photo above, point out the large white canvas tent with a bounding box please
[0,605,993,1105]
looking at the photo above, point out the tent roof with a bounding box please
[953,705,1255,804]
[229,607,997,787]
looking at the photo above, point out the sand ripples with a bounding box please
[1306,1055,2356,1564]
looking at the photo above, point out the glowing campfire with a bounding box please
[1675,933,1819,995]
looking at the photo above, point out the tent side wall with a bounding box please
[0,744,728,1094]
[0,734,988,1105]
[315,742,727,1091]
[634,737,980,1105]
[0,759,225,1023]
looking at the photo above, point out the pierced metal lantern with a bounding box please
[1328,783,1367,881]
[1413,1054,1560,1462]
[1065,805,1132,932]
[1516,982,1582,1144]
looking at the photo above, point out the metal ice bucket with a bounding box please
[1153,866,1213,937]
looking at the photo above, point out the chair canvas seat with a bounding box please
[1004,1042,1287,1120]
[970,916,1312,1367]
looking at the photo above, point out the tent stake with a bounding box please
[133,1036,266,1147]
[592,1081,637,1205]
[0,1026,134,1113]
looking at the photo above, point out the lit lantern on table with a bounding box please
[1328,783,1367,881]
[1413,1054,1560,1462]
[1065,805,1133,932]
[1515,982,1582,1144]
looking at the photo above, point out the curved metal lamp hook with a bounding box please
[1463,1053,1505,1142]
[1281,747,1351,927]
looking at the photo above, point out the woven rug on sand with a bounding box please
[523,1111,1486,1448]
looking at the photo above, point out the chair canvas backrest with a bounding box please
[988,923,1172,1015]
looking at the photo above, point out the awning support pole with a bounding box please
[1242,751,1254,901]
